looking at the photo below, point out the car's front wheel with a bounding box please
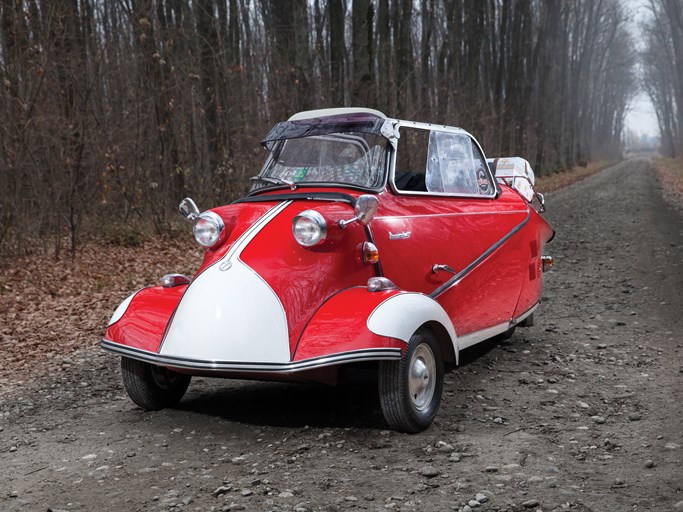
[121,357,191,410]
[378,328,444,433]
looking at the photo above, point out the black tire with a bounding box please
[378,329,444,433]
[121,357,191,410]
[492,325,516,342]
[518,312,535,327]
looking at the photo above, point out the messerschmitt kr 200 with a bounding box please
[102,108,554,433]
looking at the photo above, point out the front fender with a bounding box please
[367,292,459,364]
[104,285,185,353]
[293,287,404,362]
[293,287,458,364]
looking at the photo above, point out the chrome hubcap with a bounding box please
[150,366,180,390]
[408,344,436,410]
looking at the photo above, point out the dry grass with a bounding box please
[652,157,683,211]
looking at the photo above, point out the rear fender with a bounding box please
[104,285,185,353]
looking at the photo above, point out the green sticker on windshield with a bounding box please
[293,167,309,182]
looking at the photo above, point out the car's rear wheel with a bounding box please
[518,312,535,327]
[494,325,516,341]
[121,357,191,410]
[378,329,444,433]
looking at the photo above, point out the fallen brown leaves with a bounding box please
[0,235,201,396]
[652,157,683,211]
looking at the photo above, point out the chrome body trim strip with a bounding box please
[457,322,510,350]
[456,302,539,350]
[375,210,527,221]
[227,201,293,264]
[429,210,531,299]
[102,340,401,373]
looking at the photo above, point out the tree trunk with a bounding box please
[352,0,373,106]
[329,0,345,106]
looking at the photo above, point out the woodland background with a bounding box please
[0,0,682,257]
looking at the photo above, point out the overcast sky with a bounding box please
[623,0,659,138]
[625,94,659,137]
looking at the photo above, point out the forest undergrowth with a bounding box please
[653,157,683,211]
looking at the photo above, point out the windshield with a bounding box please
[252,132,388,191]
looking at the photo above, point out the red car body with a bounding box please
[102,108,554,432]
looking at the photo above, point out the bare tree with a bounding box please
[643,0,682,157]
[0,0,639,256]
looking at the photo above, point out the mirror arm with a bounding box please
[338,214,361,229]
[338,195,380,229]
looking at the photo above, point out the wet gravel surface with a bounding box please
[1,159,682,511]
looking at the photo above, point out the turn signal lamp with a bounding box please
[361,241,379,265]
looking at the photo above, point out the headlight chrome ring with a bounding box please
[193,211,225,248]
[292,210,327,247]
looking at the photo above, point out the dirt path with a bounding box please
[1,159,681,512]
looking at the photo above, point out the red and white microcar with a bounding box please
[102,108,554,433]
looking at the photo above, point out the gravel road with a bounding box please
[1,159,681,512]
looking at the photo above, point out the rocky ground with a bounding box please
[0,159,681,512]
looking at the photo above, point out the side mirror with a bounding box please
[536,192,545,213]
[355,195,379,225]
[179,197,200,222]
[339,195,379,229]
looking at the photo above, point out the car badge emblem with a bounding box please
[389,231,411,240]
[219,260,233,271]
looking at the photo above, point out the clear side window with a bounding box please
[394,127,494,196]
[426,132,494,196]
[469,139,495,196]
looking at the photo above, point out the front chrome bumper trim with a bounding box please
[101,339,402,373]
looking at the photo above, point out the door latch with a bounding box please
[432,264,456,275]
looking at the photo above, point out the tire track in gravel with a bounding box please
[0,158,681,512]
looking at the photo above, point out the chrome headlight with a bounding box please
[292,210,327,247]
[193,211,225,248]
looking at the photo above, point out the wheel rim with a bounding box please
[408,344,436,411]
[150,365,182,390]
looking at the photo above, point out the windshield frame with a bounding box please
[260,112,390,150]
[249,129,391,196]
